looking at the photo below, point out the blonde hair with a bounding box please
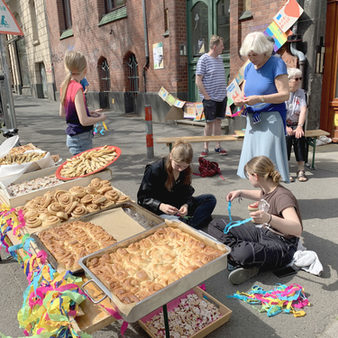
[165,141,193,190]
[244,156,281,184]
[240,31,274,57]
[209,35,224,50]
[60,50,87,104]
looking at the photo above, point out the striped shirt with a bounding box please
[196,53,227,102]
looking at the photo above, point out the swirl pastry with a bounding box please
[89,178,103,190]
[81,194,93,204]
[104,190,119,201]
[92,194,106,205]
[71,205,87,218]
[98,185,112,195]
[42,215,60,227]
[86,203,100,213]
[47,202,63,215]
[58,192,74,208]
[24,210,42,228]
[69,186,86,199]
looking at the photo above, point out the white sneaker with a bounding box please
[228,267,259,285]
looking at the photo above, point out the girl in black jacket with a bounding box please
[137,141,216,228]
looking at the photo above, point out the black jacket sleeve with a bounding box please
[137,163,162,213]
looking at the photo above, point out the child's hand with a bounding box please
[159,203,179,215]
[250,210,270,224]
[178,204,188,216]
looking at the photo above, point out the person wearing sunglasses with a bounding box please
[286,68,308,182]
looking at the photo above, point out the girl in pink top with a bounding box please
[59,51,105,155]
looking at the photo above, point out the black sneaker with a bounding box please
[228,266,259,285]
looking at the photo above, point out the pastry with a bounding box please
[71,205,87,218]
[86,226,224,304]
[69,186,86,199]
[38,220,117,271]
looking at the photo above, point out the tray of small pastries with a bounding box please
[19,177,130,233]
[79,220,230,323]
[32,220,118,274]
[55,145,121,180]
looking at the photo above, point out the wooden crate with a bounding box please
[139,287,232,338]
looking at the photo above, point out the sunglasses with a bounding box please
[290,77,302,81]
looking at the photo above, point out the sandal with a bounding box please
[297,170,308,182]
[289,176,295,182]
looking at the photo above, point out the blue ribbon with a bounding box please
[223,201,252,234]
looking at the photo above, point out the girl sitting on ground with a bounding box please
[137,141,216,229]
[208,155,302,285]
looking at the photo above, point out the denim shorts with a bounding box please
[66,131,93,155]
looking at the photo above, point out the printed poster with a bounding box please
[153,42,164,69]
[273,0,304,33]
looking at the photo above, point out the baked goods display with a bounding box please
[86,226,224,304]
[38,220,117,271]
[0,151,47,165]
[143,293,222,337]
[58,145,119,179]
[20,177,129,229]
[9,143,37,155]
[7,175,63,197]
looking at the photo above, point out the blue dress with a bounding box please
[237,56,289,182]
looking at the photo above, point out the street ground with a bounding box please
[1,95,338,337]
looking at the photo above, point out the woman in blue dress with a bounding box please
[234,32,290,182]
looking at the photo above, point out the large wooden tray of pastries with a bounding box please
[33,220,118,274]
[79,220,230,323]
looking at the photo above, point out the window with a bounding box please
[163,0,169,33]
[239,0,252,21]
[62,0,72,30]
[217,0,230,53]
[105,0,126,13]
[29,0,39,43]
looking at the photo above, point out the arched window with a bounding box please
[98,57,110,91]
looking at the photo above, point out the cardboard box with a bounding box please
[139,287,232,338]
[0,168,112,208]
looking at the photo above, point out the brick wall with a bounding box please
[46,0,185,96]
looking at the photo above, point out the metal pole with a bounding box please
[0,34,17,130]
[145,105,154,159]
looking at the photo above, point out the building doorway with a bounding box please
[124,52,139,114]
[187,0,230,101]
[320,0,338,142]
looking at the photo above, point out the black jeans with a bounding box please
[208,220,298,270]
[183,194,216,229]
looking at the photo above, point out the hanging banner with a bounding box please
[153,42,164,69]
[0,0,23,35]
[264,21,288,52]
[273,0,304,33]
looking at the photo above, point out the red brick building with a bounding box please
[44,0,336,137]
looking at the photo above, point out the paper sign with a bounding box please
[166,94,176,106]
[273,0,304,33]
[158,87,169,101]
[184,102,197,119]
[227,79,242,106]
[0,0,23,35]
[265,21,288,52]
[194,102,204,120]
[153,42,164,69]
[174,99,185,108]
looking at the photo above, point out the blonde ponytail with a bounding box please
[60,50,87,105]
[245,156,281,184]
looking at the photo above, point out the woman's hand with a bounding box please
[178,204,188,217]
[159,203,179,215]
[242,95,263,106]
[286,126,294,136]
[226,190,241,202]
[233,96,246,106]
[250,210,270,224]
[294,126,304,138]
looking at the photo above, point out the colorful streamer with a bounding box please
[228,283,310,317]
